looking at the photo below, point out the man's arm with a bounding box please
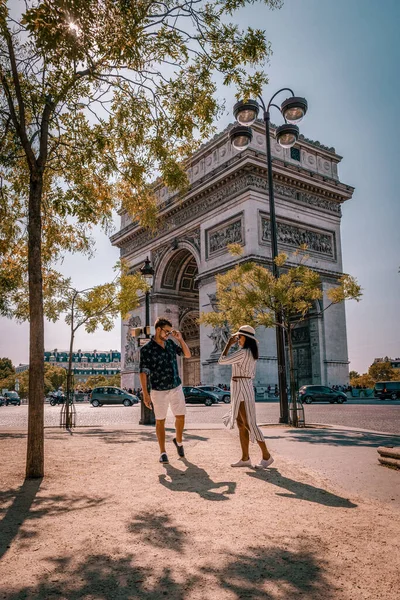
[139,372,152,409]
[171,330,191,358]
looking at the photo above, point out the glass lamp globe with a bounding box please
[229,125,253,151]
[233,100,260,126]
[280,97,308,124]
[275,124,299,149]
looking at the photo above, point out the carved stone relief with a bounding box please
[124,315,142,370]
[121,174,341,257]
[207,218,243,258]
[207,293,231,356]
[261,217,335,258]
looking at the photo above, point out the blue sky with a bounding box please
[1,0,399,374]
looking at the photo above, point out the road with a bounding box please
[1,398,399,434]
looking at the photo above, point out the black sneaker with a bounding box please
[173,438,185,458]
[159,453,169,464]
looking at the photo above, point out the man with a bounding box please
[139,317,191,464]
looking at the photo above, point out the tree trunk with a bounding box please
[26,174,44,478]
[287,327,298,428]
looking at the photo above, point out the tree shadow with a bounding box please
[1,543,335,599]
[0,432,26,440]
[159,458,236,501]
[202,545,335,599]
[46,429,210,445]
[247,468,357,508]
[281,428,400,448]
[128,510,185,552]
[1,553,200,600]
[0,480,108,559]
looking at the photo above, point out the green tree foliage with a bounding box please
[350,373,374,389]
[16,363,67,396]
[0,356,14,379]
[368,361,396,382]
[80,374,121,390]
[200,251,362,425]
[349,370,359,381]
[1,0,281,476]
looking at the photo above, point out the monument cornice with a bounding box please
[196,253,347,286]
[111,152,352,254]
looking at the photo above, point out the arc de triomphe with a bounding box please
[110,122,354,390]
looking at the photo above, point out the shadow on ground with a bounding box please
[0,481,108,559]
[158,457,236,501]
[1,543,334,599]
[247,468,357,508]
[128,510,185,552]
[279,429,400,448]
[45,429,209,445]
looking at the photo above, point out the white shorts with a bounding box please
[150,385,186,420]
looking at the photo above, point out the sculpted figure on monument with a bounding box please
[124,315,142,368]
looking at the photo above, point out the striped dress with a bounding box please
[218,348,265,443]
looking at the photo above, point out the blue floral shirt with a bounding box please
[139,338,183,390]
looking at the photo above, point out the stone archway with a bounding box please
[153,247,200,385]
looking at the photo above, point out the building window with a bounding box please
[290,147,300,161]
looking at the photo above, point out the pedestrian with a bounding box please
[218,325,274,469]
[139,317,191,464]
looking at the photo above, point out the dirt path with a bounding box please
[0,428,399,599]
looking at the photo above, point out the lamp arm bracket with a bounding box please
[266,87,295,112]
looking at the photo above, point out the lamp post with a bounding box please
[139,257,155,425]
[230,90,308,424]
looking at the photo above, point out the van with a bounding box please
[374,381,400,400]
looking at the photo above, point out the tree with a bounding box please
[0,356,14,380]
[350,373,374,389]
[1,0,281,477]
[82,374,121,390]
[349,370,359,381]
[200,249,362,426]
[57,270,146,428]
[16,363,67,397]
[368,361,395,382]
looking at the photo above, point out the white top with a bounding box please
[218,348,256,379]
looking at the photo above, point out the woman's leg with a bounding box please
[240,399,271,461]
[236,402,250,461]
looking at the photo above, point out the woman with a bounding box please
[218,325,274,469]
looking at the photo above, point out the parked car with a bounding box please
[374,381,400,401]
[182,386,218,406]
[298,385,347,404]
[0,395,6,407]
[3,391,21,406]
[90,386,139,407]
[196,385,231,403]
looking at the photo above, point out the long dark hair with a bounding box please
[243,336,259,360]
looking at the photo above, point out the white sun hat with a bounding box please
[232,325,257,341]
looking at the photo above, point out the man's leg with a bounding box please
[175,415,185,443]
[155,419,166,454]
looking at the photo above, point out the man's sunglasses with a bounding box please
[161,328,173,336]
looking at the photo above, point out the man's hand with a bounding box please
[171,329,183,342]
[143,393,152,409]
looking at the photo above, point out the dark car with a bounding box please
[374,381,400,401]
[182,386,217,406]
[298,385,347,404]
[0,395,6,407]
[3,391,21,406]
[196,385,231,403]
[90,386,139,407]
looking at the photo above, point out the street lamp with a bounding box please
[230,89,308,424]
[139,256,155,425]
[140,256,154,338]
